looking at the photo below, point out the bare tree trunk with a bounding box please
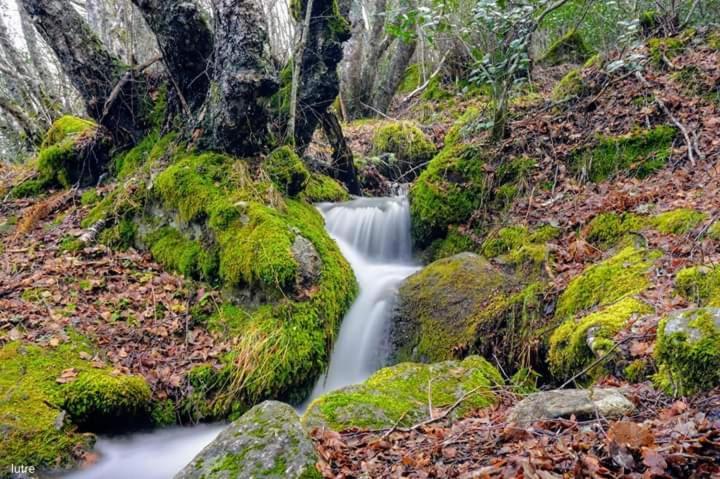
[320,110,361,195]
[371,37,417,115]
[130,0,214,110]
[196,0,278,156]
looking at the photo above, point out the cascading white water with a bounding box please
[62,195,417,478]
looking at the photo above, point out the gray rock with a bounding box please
[291,235,321,290]
[662,307,720,341]
[175,401,320,479]
[508,388,635,425]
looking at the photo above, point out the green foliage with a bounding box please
[62,370,152,429]
[371,121,436,165]
[655,309,720,396]
[624,359,649,383]
[572,126,676,182]
[265,146,309,196]
[555,246,660,320]
[549,297,653,380]
[301,173,350,203]
[482,226,530,258]
[541,30,592,66]
[410,144,490,247]
[675,265,720,306]
[586,212,647,249]
[303,356,502,430]
[652,208,706,235]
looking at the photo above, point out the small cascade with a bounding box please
[307,195,419,399]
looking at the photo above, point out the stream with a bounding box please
[65,194,418,478]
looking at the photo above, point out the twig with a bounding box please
[400,52,449,105]
[101,55,162,120]
[359,101,398,121]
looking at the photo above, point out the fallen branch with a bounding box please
[400,52,449,105]
[78,219,107,245]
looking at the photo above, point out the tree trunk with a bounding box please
[130,0,214,110]
[196,0,278,156]
[20,0,145,145]
[320,110,361,195]
[371,37,417,115]
[292,0,352,153]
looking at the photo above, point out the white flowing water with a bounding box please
[63,195,417,478]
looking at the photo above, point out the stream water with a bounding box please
[65,195,418,478]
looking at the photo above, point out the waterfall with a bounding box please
[307,195,419,398]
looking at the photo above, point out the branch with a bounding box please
[400,52,449,105]
[101,55,162,120]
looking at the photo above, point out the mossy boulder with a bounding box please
[675,265,720,306]
[265,146,310,196]
[302,356,502,431]
[540,31,592,66]
[585,212,647,249]
[651,208,706,235]
[389,253,523,365]
[481,224,559,273]
[11,116,109,197]
[301,173,350,203]
[551,68,586,101]
[654,308,720,396]
[425,226,477,262]
[370,121,436,180]
[176,401,320,479]
[572,126,676,182]
[409,145,489,247]
[0,336,154,473]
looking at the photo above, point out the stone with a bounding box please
[175,401,320,479]
[291,235,322,291]
[507,388,635,425]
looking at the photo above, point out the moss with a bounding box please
[151,400,176,427]
[510,367,540,395]
[371,121,436,166]
[708,30,720,50]
[303,356,502,430]
[444,108,481,148]
[427,227,477,262]
[675,265,720,306]
[59,235,85,254]
[114,132,178,179]
[99,218,137,250]
[421,76,452,101]
[639,10,658,31]
[410,144,490,247]
[555,246,660,320]
[541,30,592,66]
[624,359,649,383]
[482,226,530,258]
[707,221,720,240]
[147,227,219,283]
[265,146,310,197]
[572,126,676,182]
[648,36,686,67]
[651,208,706,235]
[654,308,720,395]
[586,212,647,249]
[549,297,653,380]
[552,68,586,101]
[80,189,100,206]
[0,334,151,472]
[62,370,152,429]
[481,224,558,272]
[398,64,422,94]
[301,173,350,203]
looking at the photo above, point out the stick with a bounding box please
[400,52,449,105]
[101,56,162,120]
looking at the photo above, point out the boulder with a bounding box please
[388,253,521,364]
[655,308,720,395]
[175,401,320,479]
[508,388,635,425]
[303,356,502,431]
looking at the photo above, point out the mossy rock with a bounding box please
[651,208,706,235]
[551,68,586,101]
[398,63,422,94]
[572,126,675,182]
[648,34,690,68]
[409,145,489,247]
[302,356,502,431]
[482,224,559,273]
[425,226,477,262]
[540,30,592,66]
[654,308,720,396]
[675,265,720,306]
[0,336,153,473]
[444,108,482,148]
[176,401,320,479]
[585,212,647,249]
[555,246,660,321]
[265,146,310,197]
[371,121,436,180]
[11,116,108,197]
[301,173,350,203]
[389,253,522,364]
[549,297,653,381]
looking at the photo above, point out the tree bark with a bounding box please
[292,0,352,153]
[196,0,278,156]
[320,110,361,195]
[371,37,417,115]
[130,0,214,110]
[20,0,145,144]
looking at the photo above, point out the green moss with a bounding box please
[303,356,502,430]
[410,144,490,247]
[707,221,720,240]
[586,212,647,249]
[59,235,85,254]
[301,173,350,203]
[62,370,152,429]
[444,108,481,148]
[552,68,586,101]
[555,246,660,320]
[114,132,178,179]
[549,297,653,380]
[151,400,176,427]
[398,64,422,94]
[572,125,676,182]
[675,265,720,306]
[99,218,137,250]
[624,359,649,383]
[42,116,97,148]
[427,227,477,262]
[541,30,592,66]
[648,36,686,67]
[708,30,720,50]
[371,121,436,166]
[265,146,309,197]
[147,227,218,283]
[651,208,706,235]
[654,308,720,395]
[421,76,452,101]
[482,226,530,258]
[481,224,557,272]
[80,189,100,206]
[0,335,151,471]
